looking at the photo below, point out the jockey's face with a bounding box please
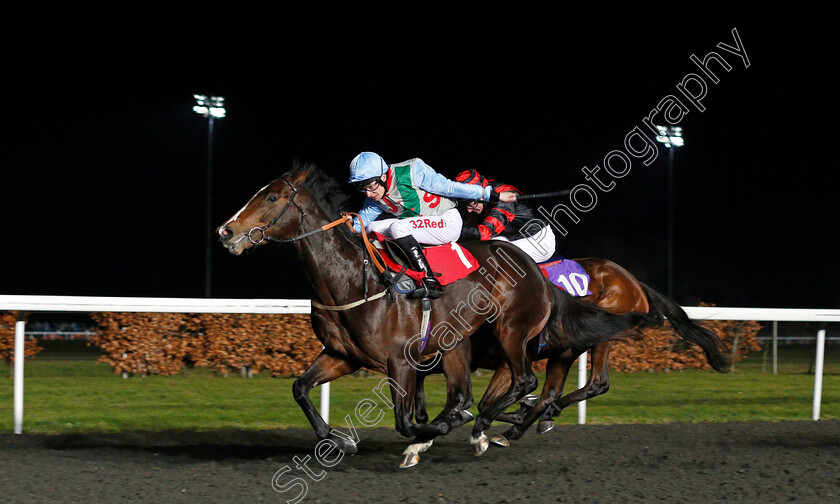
[466,201,485,214]
[361,175,387,201]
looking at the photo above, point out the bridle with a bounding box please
[243,178,381,270]
[238,175,397,310]
[247,178,309,245]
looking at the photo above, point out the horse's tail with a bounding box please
[545,284,661,349]
[640,283,733,373]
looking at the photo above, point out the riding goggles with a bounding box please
[354,176,382,193]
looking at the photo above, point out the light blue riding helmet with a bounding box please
[348,151,389,183]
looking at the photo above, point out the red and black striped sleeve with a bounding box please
[459,200,518,242]
[473,205,515,240]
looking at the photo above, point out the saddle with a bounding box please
[364,233,481,353]
[370,232,480,293]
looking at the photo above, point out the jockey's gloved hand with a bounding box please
[489,181,522,204]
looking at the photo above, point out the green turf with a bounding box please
[2,346,837,434]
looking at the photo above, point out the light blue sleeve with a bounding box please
[352,198,384,233]
[412,158,492,202]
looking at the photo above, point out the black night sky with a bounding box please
[4,4,839,309]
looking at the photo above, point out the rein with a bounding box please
[245,177,390,310]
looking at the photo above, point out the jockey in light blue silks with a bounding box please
[349,151,517,299]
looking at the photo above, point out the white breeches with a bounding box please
[368,208,463,245]
[491,224,556,263]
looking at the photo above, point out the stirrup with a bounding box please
[409,278,444,299]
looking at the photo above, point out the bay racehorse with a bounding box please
[217,164,659,467]
[414,257,732,447]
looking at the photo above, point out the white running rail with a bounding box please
[2,295,838,433]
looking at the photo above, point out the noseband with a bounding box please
[237,178,393,309]
[247,178,308,245]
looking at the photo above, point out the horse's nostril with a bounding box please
[219,227,233,241]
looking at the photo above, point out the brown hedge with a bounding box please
[6,305,761,377]
[609,318,762,372]
[0,311,43,367]
[531,310,762,373]
[89,312,322,377]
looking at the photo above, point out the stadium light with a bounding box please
[193,94,226,297]
[655,125,684,300]
[193,94,226,118]
[655,125,683,147]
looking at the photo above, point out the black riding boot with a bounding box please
[394,236,444,299]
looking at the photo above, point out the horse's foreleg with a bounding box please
[387,357,436,469]
[479,363,529,425]
[386,357,421,438]
[495,348,580,444]
[293,350,359,453]
[413,350,446,424]
[414,371,430,425]
[477,364,509,413]
[414,345,473,428]
[391,353,473,468]
[433,346,474,429]
[543,341,613,424]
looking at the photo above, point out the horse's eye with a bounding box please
[267,195,278,203]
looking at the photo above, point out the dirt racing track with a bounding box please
[2,420,839,504]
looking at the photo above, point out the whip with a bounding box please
[516,188,572,201]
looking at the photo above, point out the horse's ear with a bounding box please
[288,167,311,186]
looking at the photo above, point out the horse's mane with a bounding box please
[283,162,362,244]
[284,162,356,218]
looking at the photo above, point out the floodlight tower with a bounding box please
[193,94,226,298]
[655,125,684,300]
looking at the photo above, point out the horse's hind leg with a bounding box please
[471,327,540,455]
[293,350,360,453]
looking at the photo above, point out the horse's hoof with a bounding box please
[537,420,555,435]
[399,452,420,469]
[470,433,489,456]
[490,434,510,448]
[399,438,433,469]
[407,439,434,454]
[332,436,358,455]
[520,394,539,408]
[459,410,475,423]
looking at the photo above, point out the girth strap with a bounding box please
[311,290,389,311]
[419,298,432,353]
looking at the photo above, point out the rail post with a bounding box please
[578,351,587,424]
[14,321,25,434]
[320,382,330,425]
[812,329,826,421]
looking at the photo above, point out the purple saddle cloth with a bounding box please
[539,259,592,296]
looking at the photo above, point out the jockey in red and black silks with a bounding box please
[455,169,557,264]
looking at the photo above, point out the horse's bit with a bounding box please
[243,178,399,310]
[247,178,308,245]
